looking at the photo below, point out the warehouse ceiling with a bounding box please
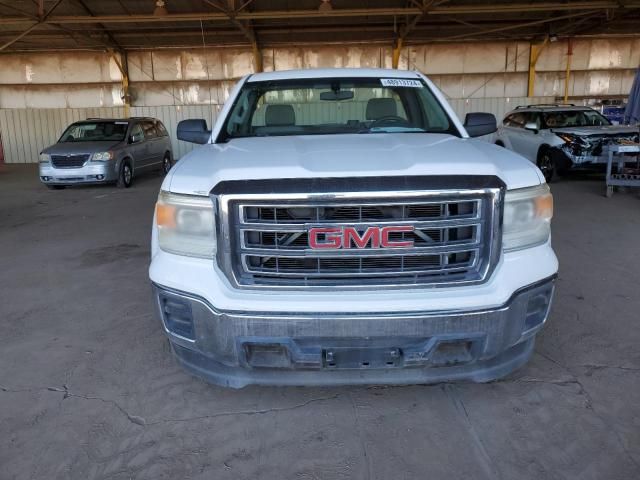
[1,0,640,52]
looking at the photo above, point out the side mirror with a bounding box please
[524,122,539,133]
[177,119,211,144]
[129,133,143,144]
[464,112,497,138]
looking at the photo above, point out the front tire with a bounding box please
[46,185,65,190]
[537,149,556,183]
[161,153,172,175]
[117,161,133,188]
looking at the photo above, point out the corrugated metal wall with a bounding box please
[0,96,555,163]
[0,105,220,163]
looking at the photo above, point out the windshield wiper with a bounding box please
[358,127,427,134]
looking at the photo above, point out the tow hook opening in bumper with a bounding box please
[241,336,483,370]
[152,277,555,387]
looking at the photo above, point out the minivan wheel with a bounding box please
[537,150,556,183]
[162,153,172,175]
[117,161,133,188]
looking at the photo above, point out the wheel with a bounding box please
[46,185,65,190]
[537,149,556,183]
[161,153,172,175]
[605,185,614,198]
[117,161,133,188]
[495,141,505,147]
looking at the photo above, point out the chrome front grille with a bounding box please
[214,178,503,290]
[51,154,90,168]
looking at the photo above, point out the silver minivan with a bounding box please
[39,117,173,189]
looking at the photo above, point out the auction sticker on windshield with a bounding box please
[380,78,422,88]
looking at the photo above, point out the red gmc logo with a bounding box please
[309,226,415,249]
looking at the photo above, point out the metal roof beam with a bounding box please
[202,0,262,71]
[73,0,125,51]
[0,0,64,51]
[1,2,639,26]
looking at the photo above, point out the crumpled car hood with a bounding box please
[552,125,639,137]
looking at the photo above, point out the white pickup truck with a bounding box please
[149,68,558,388]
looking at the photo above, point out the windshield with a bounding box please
[543,110,611,128]
[58,121,129,142]
[218,77,456,142]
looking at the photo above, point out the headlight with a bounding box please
[91,151,113,161]
[556,133,575,143]
[39,153,51,163]
[156,191,216,259]
[557,133,587,147]
[503,184,553,252]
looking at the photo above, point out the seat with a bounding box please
[265,104,295,126]
[366,98,398,120]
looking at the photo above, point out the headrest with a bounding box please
[265,104,295,126]
[366,98,397,120]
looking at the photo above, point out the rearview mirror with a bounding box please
[524,122,539,133]
[177,119,211,144]
[320,90,354,101]
[463,112,497,138]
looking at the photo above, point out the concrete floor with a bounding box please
[1,164,639,480]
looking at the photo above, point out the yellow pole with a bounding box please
[252,40,263,73]
[564,38,573,103]
[109,50,130,117]
[392,37,403,69]
[527,37,549,98]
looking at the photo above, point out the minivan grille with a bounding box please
[51,154,90,168]
[216,186,502,289]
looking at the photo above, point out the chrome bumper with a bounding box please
[152,276,555,388]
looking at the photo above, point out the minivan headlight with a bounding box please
[156,191,216,259]
[91,151,113,161]
[503,184,553,251]
[39,153,51,163]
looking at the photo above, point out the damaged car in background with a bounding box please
[495,104,639,182]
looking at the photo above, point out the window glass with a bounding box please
[543,110,611,128]
[130,123,143,140]
[58,121,129,142]
[526,112,541,129]
[142,121,158,139]
[156,121,169,136]
[219,77,456,141]
[506,112,528,128]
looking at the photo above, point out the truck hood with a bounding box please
[552,125,639,137]
[167,133,543,195]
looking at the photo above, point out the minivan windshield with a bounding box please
[543,110,611,128]
[58,121,129,142]
[218,77,456,142]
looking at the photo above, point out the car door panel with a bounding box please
[128,123,149,169]
[504,112,538,162]
[142,121,163,166]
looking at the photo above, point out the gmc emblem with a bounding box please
[309,226,415,249]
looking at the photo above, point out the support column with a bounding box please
[392,37,403,69]
[564,38,573,103]
[252,40,263,73]
[110,50,131,117]
[527,38,549,98]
